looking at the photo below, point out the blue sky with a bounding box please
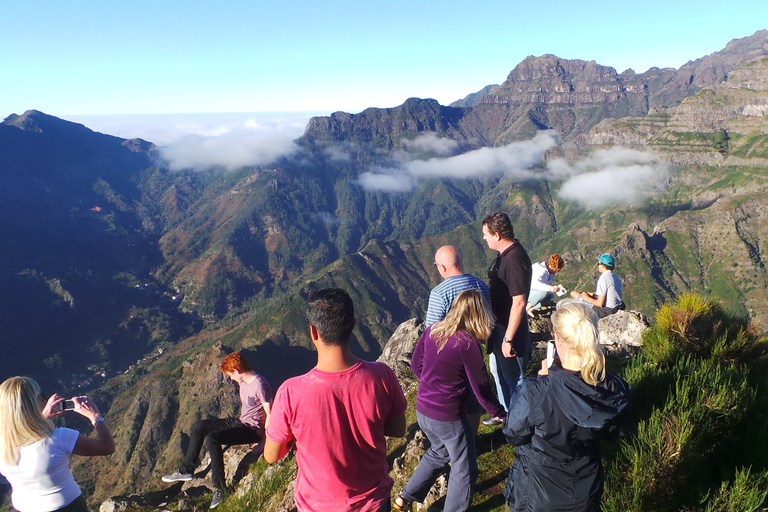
[2,0,764,118]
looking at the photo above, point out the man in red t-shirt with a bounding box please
[264,288,407,512]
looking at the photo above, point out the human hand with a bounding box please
[538,359,549,376]
[550,285,559,293]
[502,342,516,358]
[42,393,65,419]
[72,396,103,424]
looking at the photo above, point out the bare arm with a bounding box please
[570,290,605,307]
[72,421,115,456]
[502,294,526,357]
[263,438,290,463]
[70,396,115,456]
[262,402,272,429]
[383,413,406,438]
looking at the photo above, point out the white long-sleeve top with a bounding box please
[530,261,554,292]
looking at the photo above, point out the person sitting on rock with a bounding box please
[569,253,625,319]
[526,254,565,318]
[162,351,272,510]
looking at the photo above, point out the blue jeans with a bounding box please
[402,412,477,512]
[527,290,554,310]
[489,323,528,411]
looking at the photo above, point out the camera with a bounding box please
[57,399,76,412]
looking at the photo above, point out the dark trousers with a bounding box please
[180,417,262,489]
[51,495,87,512]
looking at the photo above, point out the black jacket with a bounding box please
[503,364,632,512]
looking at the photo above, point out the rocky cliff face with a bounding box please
[572,56,768,166]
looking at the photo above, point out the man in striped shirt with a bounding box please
[426,246,493,433]
[426,245,491,326]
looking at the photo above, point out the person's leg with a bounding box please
[204,420,263,489]
[493,330,530,399]
[488,323,510,411]
[180,418,234,474]
[526,290,547,310]
[464,392,483,435]
[440,414,478,512]
[488,351,507,412]
[401,412,451,503]
[491,341,516,408]
[514,331,532,387]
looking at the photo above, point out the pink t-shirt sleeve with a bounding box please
[384,364,407,418]
[265,384,293,444]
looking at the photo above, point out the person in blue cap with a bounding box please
[569,253,624,318]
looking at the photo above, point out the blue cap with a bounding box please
[597,253,615,267]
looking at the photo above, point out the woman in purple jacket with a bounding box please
[394,289,504,512]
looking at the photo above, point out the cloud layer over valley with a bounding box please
[66,112,323,171]
[68,114,671,208]
[356,131,558,192]
[354,133,670,208]
[548,147,670,209]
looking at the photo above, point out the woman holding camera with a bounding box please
[502,302,631,512]
[0,377,115,512]
[394,289,504,512]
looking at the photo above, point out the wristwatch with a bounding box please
[502,337,517,356]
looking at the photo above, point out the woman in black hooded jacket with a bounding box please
[502,301,631,512]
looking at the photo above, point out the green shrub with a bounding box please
[604,294,768,511]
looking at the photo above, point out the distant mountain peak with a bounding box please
[3,109,95,136]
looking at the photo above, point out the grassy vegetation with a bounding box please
[604,293,768,511]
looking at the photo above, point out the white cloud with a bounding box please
[160,131,300,171]
[315,211,340,225]
[323,145,352,163]
[402,132,460,156]
[549,147,670,208]
[356,172,419,193]
[64,112,327,171]
[356,131,557,192]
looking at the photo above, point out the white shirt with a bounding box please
[0,428,81,512]
[529,261,554,292]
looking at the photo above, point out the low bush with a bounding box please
[604,295,768,511]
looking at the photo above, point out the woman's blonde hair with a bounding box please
[551,303,605,385]
[0,377,54,466]
[430,289,494,352]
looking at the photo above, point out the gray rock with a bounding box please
[377,317,424,395]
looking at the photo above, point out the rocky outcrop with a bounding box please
[377,317,425,395]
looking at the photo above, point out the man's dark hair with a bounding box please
[482,212,515,241]
[306,288,356,346]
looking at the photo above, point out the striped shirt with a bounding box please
[425,273,491,326]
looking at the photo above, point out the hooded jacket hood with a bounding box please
[548,365,631,431]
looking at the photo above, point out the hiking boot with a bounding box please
[209,489,224,509]
[481,416,504,427]
[161,470,193,483]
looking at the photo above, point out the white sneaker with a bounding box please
[162,470,193,483]
[481,416,504,427]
